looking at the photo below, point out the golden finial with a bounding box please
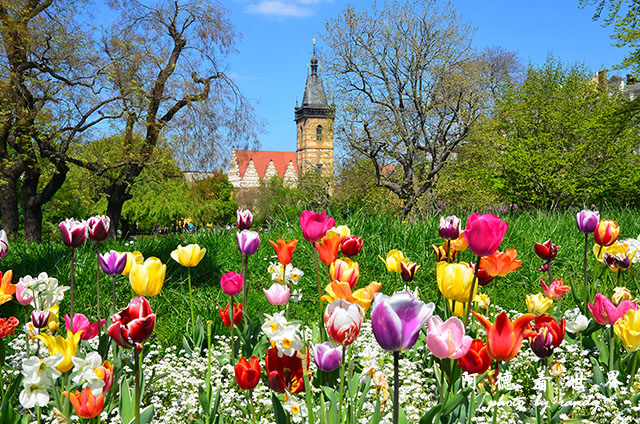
[312,38,316,45]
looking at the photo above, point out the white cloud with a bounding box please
[245,1,313,18]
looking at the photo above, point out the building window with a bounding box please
[316,125,323,141]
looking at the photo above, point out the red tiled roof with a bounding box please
[235,150,298,179]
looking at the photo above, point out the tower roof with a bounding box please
[296,41,333,120]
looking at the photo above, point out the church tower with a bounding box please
[295,40,334,176]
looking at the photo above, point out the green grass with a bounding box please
[3,208,640,346]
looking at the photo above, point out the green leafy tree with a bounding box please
[187,172,237,226]
[492,58,640,209]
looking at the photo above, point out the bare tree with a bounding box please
[323,0,516,216]
[68,0,257,237]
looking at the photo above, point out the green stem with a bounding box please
[393,351,400,424]
[631,350,639,385]
[188,268,195,337]
[242,253,248,323]
[463,256,481,329]
[206,321,212,401]
[301,347,314,424]
[610,326,616,374]
[434,360,445,424]
[112,275,117,315]
[492,361,500,424]
[617,270,622,288]
[546,260,553,284]
[247,390,257,424]
[135,347,141,424]
[313,249,322,301]
[339,344,347,422]
[96,242,101,321]
[466,376,475,424]
[446,239,451,263]
[36,405,41,424]
[583,233,589,314]
[70,247,75,329]
[229,296,235,364]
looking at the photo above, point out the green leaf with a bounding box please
[271,392,287,424]
[419,405,442,424]
[119,378,134,424]
[128,405,154,424]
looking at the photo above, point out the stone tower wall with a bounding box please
[296,116,334,176]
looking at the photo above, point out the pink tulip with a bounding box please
[426,316,472,359]
[541,278,570,300]
[463,213,508,257]
[220,271,243,297]
[16,281,33,305]
[263,283,290,305]
[65,313,105,340]
[299,210,335,244]
[588,293,638,326]
[324,299,364,346]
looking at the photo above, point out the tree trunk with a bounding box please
[21,164,68,244]
[106,182,132,239]
[0,170,20,239]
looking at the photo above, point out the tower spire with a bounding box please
[310,38,318,76]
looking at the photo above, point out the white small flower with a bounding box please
[291,289,303,303]
[284,394,307,422]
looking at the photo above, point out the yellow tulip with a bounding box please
[593,242,627,262]
[38,330,82,373]
[474,293,491,309]
[47,304,59,334]
[450,231,468,252]
[171,244,207,267]
[436,261,475,303]
[525,293,553,314]
[612,287,633,305]
[379,249,407,273]
[614,308,640,351]
[122,251,144,276]
[130,257,166,297]
[327,225,351,239]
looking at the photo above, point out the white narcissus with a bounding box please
[271,322,303,357]
[19,354,63,408]
[261,311,288,340]
[71,352,105,396]
[324,299,364,346]
[284,394,308,423]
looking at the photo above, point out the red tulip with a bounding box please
[340,236,363,257]
[534,239,559,261]
[541,278,570,300]
[269,239,298,265]
[458,339,491,374]
[218,303,243,327]
[463,213,508,257]
[108,296,155,349]
[300,210,335,243]
[95,361,114,394]
[265,346,308,394]
[472,311,537,362]
[470,263,495,287]
[235,356,261,390]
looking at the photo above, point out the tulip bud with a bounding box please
[340,235,363,257]
[534,239,559,261]
[530,328,555,358]
[525,293,553,314]
[540,278,570,300]
[312,341,343,372]
[576,209,599,233]
[438,215,461,240]
[220,271,243,297]
[612,287,632,305]
[263,283,291,306]
[594,220,620,247]
[237,209,253,230]
[235,356,261,390]
[0,230,8,259]
[549,361,564,377]
[237,230,260,256]
[87,215,110,242]
[218,303,243,327]
[31,310,50,329]
[400,261,420,282]
[59,218,87,249]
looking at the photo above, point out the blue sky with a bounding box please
[225,0,627,153]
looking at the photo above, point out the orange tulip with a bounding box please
[479,249,522,277]
[315,233,342,265]
[321,280,381,312]
[269,239,298,265]
[472,311,537,361]
[63,388,104,419]
[0,270,15,306]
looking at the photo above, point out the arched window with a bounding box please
[316,125,323,141]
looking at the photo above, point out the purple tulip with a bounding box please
[576,209,599,234]
[312,341,343,372]
[530,328,555,359]
[0,230,8,259]
[237,230,260,256]
[87,215,110,242]
[59,218,87,248]
[237,209,253,230]
[99,250,128,276]
[371,291,435,352]
[31,310,50,329]
[438,215,461,240]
